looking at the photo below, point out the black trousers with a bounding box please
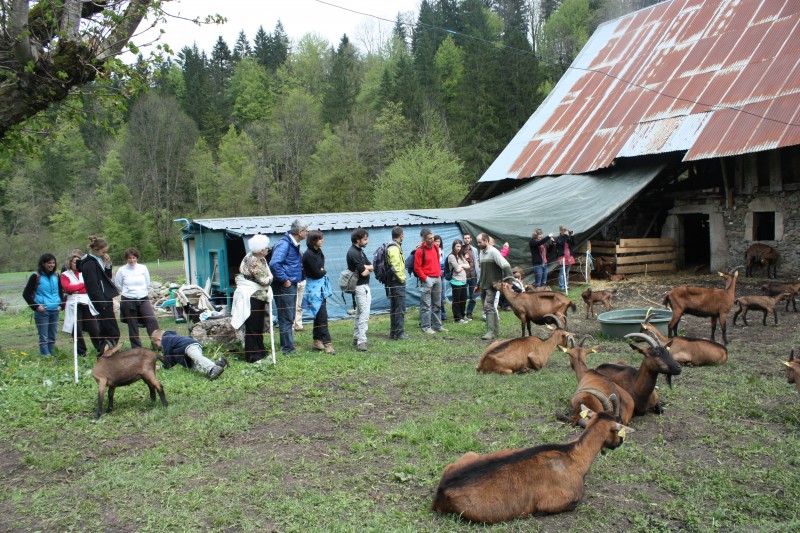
[74,303,101,354]
[387,283,406,338]
[94,303,120,352]
[119,297,160,349]
[312,298,331,343]
[244,297,267,363]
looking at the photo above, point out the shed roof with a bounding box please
[187,211,456,236]
[481,0,800,183]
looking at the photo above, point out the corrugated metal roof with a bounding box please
[481,0,800,183]
[189,210,456,236]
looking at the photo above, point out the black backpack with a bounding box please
[405,246,425,278]
[443,255,453,281]
[372,242,397,285]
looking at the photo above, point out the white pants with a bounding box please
[186,344,215,374]
[294,279,306,329]
[353,284,371,344]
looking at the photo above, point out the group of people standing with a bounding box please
[529,225,576,291]
[23,236,158,357]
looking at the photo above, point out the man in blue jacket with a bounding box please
[269,219,308,355]
[151,329,227,380]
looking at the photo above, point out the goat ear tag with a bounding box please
[618,427,626,438]
[784,361,792,367]
[580,408,589,419]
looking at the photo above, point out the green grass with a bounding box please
[1,280,800,531]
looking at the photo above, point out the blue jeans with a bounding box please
[273,283,297,353]
[34,309,59,355]
[466,277,478,316]
[533,265,549,287]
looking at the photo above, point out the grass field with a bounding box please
[1,273,799,531]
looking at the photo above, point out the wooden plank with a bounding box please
[616,251,677,265]
[616,245,675,254]
[618,238,675,248]
[592,246,617,255]
[591,240,617,247]
[617,262,677,274]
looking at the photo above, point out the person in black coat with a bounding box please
[554,226,576,292]
[78,235,120,352]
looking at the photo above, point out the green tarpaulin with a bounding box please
[414,161,668,272]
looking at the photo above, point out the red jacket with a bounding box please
[61,270,87,295]
[414,243,441,282]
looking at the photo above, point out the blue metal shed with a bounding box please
[178,211,462,321]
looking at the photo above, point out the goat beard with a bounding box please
[666,375,673,388]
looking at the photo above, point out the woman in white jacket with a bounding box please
[115,248,159,349]
[231,235,273,363]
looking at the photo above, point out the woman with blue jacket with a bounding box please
[23,253,64,355]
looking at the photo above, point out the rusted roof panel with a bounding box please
[480,0,800,183]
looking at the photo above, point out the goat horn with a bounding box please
[579,334,595,347]
[544,313,564,329]
[643,307,654,324]
[728,265,745,273]
[609,393,619,418]
[624,332,660,349]
[790,349,795,362]
[566,335,576,349]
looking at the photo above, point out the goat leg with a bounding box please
[107,386,116,413]
[96,379,107,419]
[733,308,742,325]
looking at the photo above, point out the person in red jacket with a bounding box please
[60,251,101,355]
[414,228,446,334]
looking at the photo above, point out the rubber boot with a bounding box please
[481,314,497,340]
[324,342,336,355]
[492,311,500,337]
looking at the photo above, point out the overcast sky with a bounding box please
[140,0,421,55]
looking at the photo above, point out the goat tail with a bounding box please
[569,302,577,313]
[662,293,671,308]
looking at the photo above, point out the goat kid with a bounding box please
[639,321,727,366]
[761,282,800,312]
[662,267,741,345]
[733,293,792,326]
[432,399,632,524]
[493,280,576,337]
[581,288,617,318]
[783,349,800,395]
[591,333,681,417]
[607,273,628,282]
[745,243,778,278]
[92,344,168,419]
[476,315,572,374]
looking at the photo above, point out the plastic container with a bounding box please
[597,308,672,338]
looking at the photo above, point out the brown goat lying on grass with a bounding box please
[476,314,572,374]
[581,288,617,318]
[732,293,792,326]
[761,282,800,312]
[432,398,632,524]
[92,344,167,419]
[784,349,800,395]
[640,320,727,366]
[493,280,575,337]
[560,336,599,383]
[592,333,682,417]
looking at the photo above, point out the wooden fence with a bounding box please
[591,238,677,275]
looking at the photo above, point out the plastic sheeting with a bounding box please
[416,161,668,272]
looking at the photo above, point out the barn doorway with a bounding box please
[681,214,710,271]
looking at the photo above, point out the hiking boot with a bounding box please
[466,314,473,320]
[294,324,304,332]
[394,333,409,340]
[434,327,448,333]
[422,328,436,334]
[208,365,225,380]
[356,343,368,352]
[312,339,325,351]
[352,338,358,346]
[324,342,336,355]
[215,356,229,368]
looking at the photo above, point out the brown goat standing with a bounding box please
[733,293,792,326]
[493,280,576,337]
[92,345,168,419]
[476,315,572,374]
[581,288,616,318]
[662,268,741,345]
[639,321,727,366]
[783,349,800,395]
[745,243,778,278]
[761,282,800,312]
[431,399,632,524]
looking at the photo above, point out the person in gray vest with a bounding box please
[477,233,513,340]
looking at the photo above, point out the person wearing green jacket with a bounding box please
[386,226,407,340]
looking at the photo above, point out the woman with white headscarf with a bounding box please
[231,234,273,363]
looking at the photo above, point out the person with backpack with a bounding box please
[383,226,407,340]
[434,235,448,322]
[446,240,470,324]
[23,253,64,356]
[346,228,373,352]
[414,228,446,335]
